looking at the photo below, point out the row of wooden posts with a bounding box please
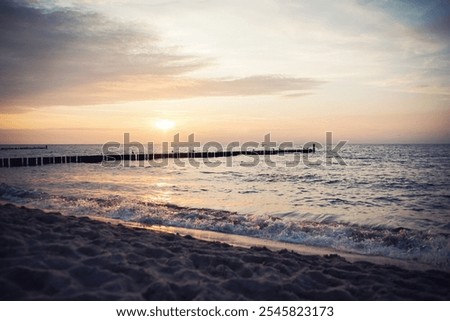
[0,147,316,168]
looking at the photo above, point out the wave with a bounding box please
[0,183,47,200]
[1,183,448,269]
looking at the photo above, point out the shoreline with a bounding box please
[93,215,435,272]
[1,203,449,300]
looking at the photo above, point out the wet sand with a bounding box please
[1,203,449,300]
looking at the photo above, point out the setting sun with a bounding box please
[154,119,175,131]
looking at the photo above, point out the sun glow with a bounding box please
[154,119,175,131]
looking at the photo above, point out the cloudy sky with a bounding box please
[1,0,449,144]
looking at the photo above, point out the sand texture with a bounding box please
[1,204,449,300]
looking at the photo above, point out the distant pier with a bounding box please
[0,145,48,151]
[0,147,315,168]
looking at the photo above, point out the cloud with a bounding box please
[309,0,450,95]
[0,1,322,111]
[359,0,450,37]
[426,13,450,41]
[16,74,323,107]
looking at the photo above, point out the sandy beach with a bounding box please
[0,203,449,300]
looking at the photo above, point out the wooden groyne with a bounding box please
[0,148,315,168]
[0,145,48,151]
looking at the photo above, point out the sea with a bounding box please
[0,144,449,270]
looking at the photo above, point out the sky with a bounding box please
[0,0,449,144]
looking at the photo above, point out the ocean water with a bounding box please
[0,144,449,269]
